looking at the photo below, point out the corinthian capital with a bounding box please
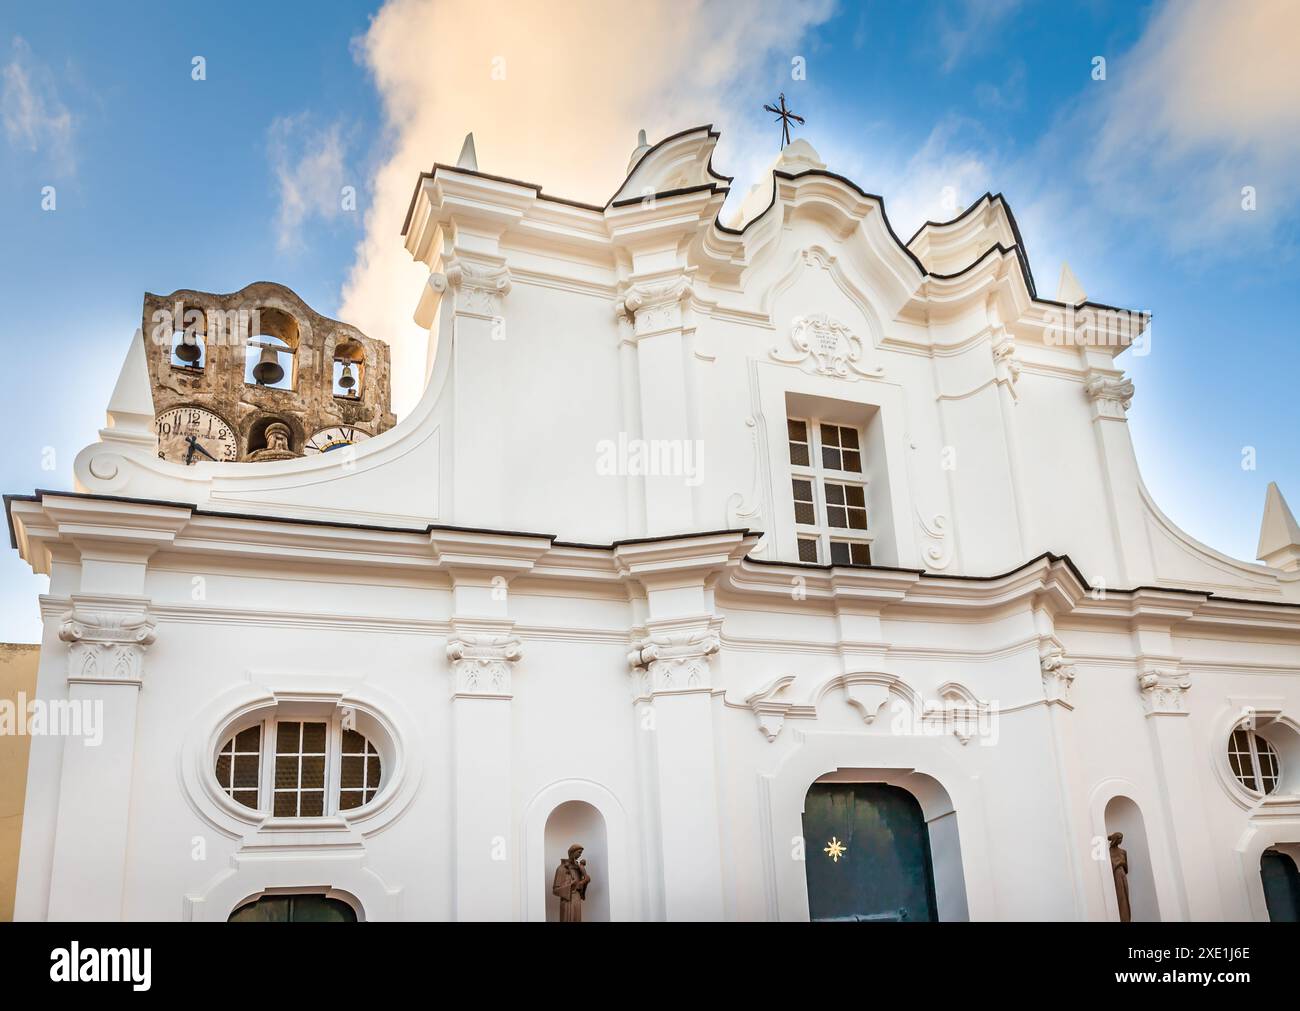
[1137,669,1191,716]
[58,600,156,685]
[444,256,512,317]
[627,627,720,695]
[446,633,523,696]
[1039,649,1076,706]
[617,275,692,337]
[1084,371,1135,420]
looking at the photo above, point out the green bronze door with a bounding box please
[1261,849,1300,922]
[802,782,938,922]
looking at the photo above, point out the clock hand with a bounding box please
[184,435,198,465]
[190,438,219,462]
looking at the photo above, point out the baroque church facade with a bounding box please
[7,126,1300,922]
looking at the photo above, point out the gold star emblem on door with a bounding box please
[824,837,847,862]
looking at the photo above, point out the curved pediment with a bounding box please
[608,125,732,206]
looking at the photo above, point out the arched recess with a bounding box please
[1088,778,1181,922]
[1260,848,1300,921]
[228,887,362,922]
[1103,795,1160,922]
[544,802,609,923]
[1235,826,1300,921]
[185,863,398,922]
[759,732,995,921]
[522,779,635,922]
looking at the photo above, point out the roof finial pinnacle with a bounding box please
[456,133,478,171]
[1258,482,1300,571]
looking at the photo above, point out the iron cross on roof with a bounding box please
[763,92,805,148]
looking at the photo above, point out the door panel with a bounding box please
[802,782,937,922]
[229,894,358,922]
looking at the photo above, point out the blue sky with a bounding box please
[1,0,1296,641]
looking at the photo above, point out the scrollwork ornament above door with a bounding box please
[770,313,884,379]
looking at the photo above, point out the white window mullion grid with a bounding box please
[787,416,872,565]
[1229,726,1281,795]
[328,717,343,816]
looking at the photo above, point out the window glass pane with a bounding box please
[828,506,848,528]
[793,478,815,525]
[840,427,860,449]
[366,758,382,789]
[848,507,868,530]
[274,791,297,817]
[849,542,872,565]
[233,790,258,810]
[339,791,362,811]
[829,541,851,565]
[301,722,327,753]
[790,442,810,466]
[215,754,232,788]
[842,449,862,473]
[233,755,259,789]
[845,485,866,507]
[300,791,324,817]
[342,728,366,754]
[820,424,840,447]
[822,446,841,470]
[277,722,300,753]
[341,756,365,790]
[235,725,261,752]
[824,483,845,505]
[275,754,298,790]
[798,537,819,563]
[301,756,326,790]
[787,419,807,442]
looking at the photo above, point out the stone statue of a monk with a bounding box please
[552,844,591,922]
[1109,832,1131,923]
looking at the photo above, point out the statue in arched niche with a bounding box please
[1109,832,1131,922]
[552,844,591,923]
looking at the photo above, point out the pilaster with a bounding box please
[46,595,155,921]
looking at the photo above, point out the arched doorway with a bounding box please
[228,893,357,922]
[544,801,609,922]
[802,782,937,921]
[1260,849,1300,922]
[1103,795,1160,921]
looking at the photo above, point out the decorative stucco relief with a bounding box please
[770,313,884,380]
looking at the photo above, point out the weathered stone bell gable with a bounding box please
[142,280,396,460]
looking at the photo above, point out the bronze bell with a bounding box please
[175,332,202,365]
[253,344,284,385]
[339,362,356,391]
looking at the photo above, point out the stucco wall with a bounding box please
[0,643,39,922]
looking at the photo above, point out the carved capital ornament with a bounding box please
[446,633,523,696]
[627,629,720,695]
[59,604,157,685]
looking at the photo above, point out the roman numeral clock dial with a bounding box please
[154,407,239,465]
[305,426,371,455]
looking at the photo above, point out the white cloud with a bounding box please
[1,36,74,174]
[1082,0,1300,253]
[935,0,1024,72]
[268,115,350,252]
[340,0,835,415]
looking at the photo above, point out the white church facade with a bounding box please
[7,126,1300,922]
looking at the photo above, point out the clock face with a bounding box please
[155,407,239,465]
[305,426,370,455]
